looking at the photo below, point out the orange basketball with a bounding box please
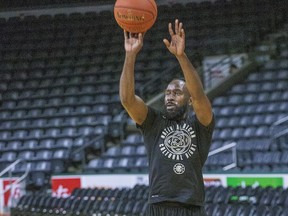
[114,0,157,33]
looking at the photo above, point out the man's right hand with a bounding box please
[124,31,144,56]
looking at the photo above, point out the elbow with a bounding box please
[120,94,134,107]
[120,97,129,107]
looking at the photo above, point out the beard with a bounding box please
[165,105,188,120]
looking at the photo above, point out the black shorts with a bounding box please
[145,201,207,216]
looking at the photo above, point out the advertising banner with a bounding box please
[50,173,288,198]
[51,177,81,198]
[204,177,224,187]
[227,176,283,188]
[81,174,148,188]
[0,178,25,214]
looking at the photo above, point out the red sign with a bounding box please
[204,178,222,187]
[3,179,22,207]
[52,178,81,198]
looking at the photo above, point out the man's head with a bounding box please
[164,79,191,120]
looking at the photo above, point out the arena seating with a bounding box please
[0,0,287,192]
[207,58,288,172]
[83,56,288,173]
[0,0,114,8]
[10,185,288,216]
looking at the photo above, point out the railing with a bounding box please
[0,159,30,212]
[270,115,288,139]
[0,159,30,189]
[208,142,237,171]
[203,55,246,89]
[270,115,288,151]
[72,133,106,167]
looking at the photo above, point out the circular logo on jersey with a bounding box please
[173,163,185,174]
[159,123,196,160]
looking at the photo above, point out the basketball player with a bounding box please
[119,19,214,216]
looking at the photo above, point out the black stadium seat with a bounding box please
[11,185,288,216]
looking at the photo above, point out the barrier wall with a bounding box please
[1,173,287,213]
[51,173,288,198]
[0,178,25,214]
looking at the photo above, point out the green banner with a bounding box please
[227,177,283,188]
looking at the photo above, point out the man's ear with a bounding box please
[189,97,192,106]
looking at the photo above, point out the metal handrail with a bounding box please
[72,133,106,167]
[204,55,232,89]
[72,134,106,155]
[270,115,288,138]
[272,128,288,139]
[1,167,30,195]
[0,159,30,196]
[208,142,237,171]
[0,159,23,177]
[204,54,247,89]
[272,115,288,126]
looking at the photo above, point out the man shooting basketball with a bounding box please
[119,19,214,216]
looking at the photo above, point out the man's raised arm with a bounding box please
[163,20,213,126]
[119,31,148,125]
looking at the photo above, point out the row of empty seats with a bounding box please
[0,0,109,8]
[0,106,112,120]
[0,125,105,140]
[1,0,288,191]
[215,91,288,105]
[216,113,284,128]
[11,185,288,216]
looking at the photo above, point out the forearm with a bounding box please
[119,53,137,106]
[176,53,205,100]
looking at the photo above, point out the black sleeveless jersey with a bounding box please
[137,106,215,206]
